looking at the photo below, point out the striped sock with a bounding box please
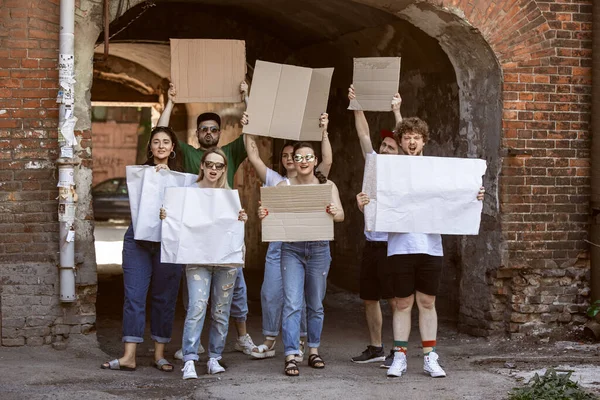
[422,340,436,355]
[393,340,408,354]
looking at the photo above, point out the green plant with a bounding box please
[508,368,598,400]
[587,300,600,318]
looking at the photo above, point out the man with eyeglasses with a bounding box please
[157,82,256,359]
[348,84,402,368]
[158,84,247,188]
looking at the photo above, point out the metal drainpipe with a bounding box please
[591,0,600,304]
[56,0,77,302]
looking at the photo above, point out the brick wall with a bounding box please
[0,0,595,346]
[0,0,95,346]
[445,0,593,336]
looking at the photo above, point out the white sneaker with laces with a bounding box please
[207,357,226,375]
[387,351,407,377]
[234,334,256,355]
[423,351,447,377]
[182,360,198,380]
[174,345,204,360]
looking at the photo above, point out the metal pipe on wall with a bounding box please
[57,0,77,302]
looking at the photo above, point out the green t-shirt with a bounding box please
[179,135,247,187]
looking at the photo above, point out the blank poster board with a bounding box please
[348,57,401,112]
[126,166,198,242]
[243,60,334,141]
[260,184,333,242]
[170,39,246,103]
[362,153,487,235]
[161,187,245,265]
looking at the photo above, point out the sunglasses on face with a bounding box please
[293,154,315,163]
[204,161,225,171]
[199,126,220,134]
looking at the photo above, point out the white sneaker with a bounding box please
[234,334,255,355]
[182,360,198,380]
[387,351,407,377]
[174,345,204,360]
[423,351,447,378]
[207,357,225,375]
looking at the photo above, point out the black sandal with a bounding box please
[308,354,325,369]
[284,358,299,376]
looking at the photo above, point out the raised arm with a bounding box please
[327,181,345,222]
[240,80,249,109]
[158,83,176,127]
[317,112,332,177]
[348,85,374,157]
[392,92,402,126]
[241,112,268,183]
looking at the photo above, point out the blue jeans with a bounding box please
[281,241,331,356]
[182,265,238,361]
[262,242,307,337]
[121,225,183,343]
[182,267,248,323]
[230,267,248,323]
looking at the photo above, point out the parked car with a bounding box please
[92,177,130,221]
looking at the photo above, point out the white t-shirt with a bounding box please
[364,151,387,242]
[265,168,287,187]
[387,232,443,257]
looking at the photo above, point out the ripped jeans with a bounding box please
[182,265,238,361]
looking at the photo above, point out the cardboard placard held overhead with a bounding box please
[243,60,334,141]
[260,184,333,242]
[170,39,246,103]
[348,57,401,112]
[362,153,487,235]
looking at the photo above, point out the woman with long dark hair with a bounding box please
[101,126,185,373]
[258,141,344,376]
[241,112,332,360]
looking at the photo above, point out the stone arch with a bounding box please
[73,0,554,336]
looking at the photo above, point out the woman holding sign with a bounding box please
[101,126,185,373]
[241,111,331,361]
[160,147,248,379]
[258,142,344,377]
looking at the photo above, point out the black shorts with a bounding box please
[359,241,388,301]
[382,254,443,299]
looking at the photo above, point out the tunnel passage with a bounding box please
[90,0,502,334]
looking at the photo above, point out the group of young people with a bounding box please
[100,80,484,380]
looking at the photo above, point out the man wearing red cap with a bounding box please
[348,85,402,367]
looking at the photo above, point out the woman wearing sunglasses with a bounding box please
[258,142,344,376]
[101,126,184,373]
[160,147,248,379]
[240,112,332,361]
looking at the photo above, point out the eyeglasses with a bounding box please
[203,161,225,171]
[199,126,220,134]
[293,154,315,163]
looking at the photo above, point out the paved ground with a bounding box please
[1,278,599,399]
[1,222,596,399]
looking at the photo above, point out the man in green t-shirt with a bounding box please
[157,84,247,187]
[157,82,256,361]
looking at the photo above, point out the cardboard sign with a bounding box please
[243,60,334,141]
[161,187,245,265]
[362,154,486,235]
[348,57,401,112]
[260,184,333,242]
[170,39,247,103]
